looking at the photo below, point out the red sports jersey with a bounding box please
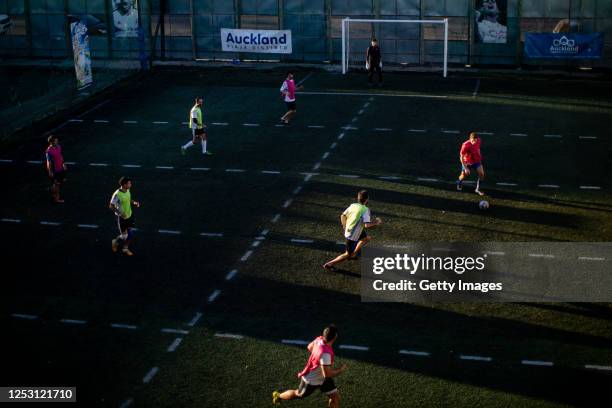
[460,138,482,165]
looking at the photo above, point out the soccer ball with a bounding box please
[479,200,490,210]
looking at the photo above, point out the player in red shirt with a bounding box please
[457,132,485,196]
[45,134,67,203]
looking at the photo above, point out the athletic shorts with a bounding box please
[346,230,367,255]
[117,215,135,233]
[463,162,481,171]
[192,128,205,138]
[51,170,66,183]
[285,101,297,111]
[296,377,337,398]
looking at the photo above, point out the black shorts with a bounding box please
[296,377,337,398]
[346,230,367,255]
[51,170,66,183]
[192,128,206,139]
[118,215,135,233]
[285,101,297,111]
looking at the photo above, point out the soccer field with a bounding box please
[1,68,611,407]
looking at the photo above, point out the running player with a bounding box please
[272,325,347,408]
[456,131,485,196]
[181,97,212,156]
[109,177,140,256]
[45,134,67,203]
[323,190,382,272]
[279,71,304,126]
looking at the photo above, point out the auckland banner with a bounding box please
[524,33,603,58]
[70,20,93,90]
[221,28,292,54]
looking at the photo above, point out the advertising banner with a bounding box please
[525,33,603,58]
[221,28,292,54]
[70,20,93,90]
[113,0,139,37]
[474,0,507,43]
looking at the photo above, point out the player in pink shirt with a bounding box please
[457,132,485,196]
[273,325,347,407]
[279,71,304,126]
[45,134,67,203]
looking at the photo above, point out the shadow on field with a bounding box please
[206,273,612,407]
[309,180,582,230]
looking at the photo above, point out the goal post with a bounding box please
[341,17,448,78]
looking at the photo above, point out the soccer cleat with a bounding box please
[111,239,118,253]
[456,181,463,191]
[204,151,213,156]
[180,146,186,156]
[122,248,134,256]
[475,189,485,196]
[272,391,281,405]
[323,263,337,272]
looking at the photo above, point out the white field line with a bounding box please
[200,232,224,237]
[40,221,61,226]
[577,257,605,261]
[578,136,597,140]
[261,170,281,174]
[187,312,203,327]
[409,129,426,132]
[119,398,134,408]
[303,173,315,182]
[11,313,38,320]
[64,161,76,165]
[158,229,181,235]
[510,133,527,137]
[167,337,183,352]
[251,240,261,248]
[496,182,518,186]
[225,168,245,173]
[579,186,601,190]
[351,117,358,123]
[123,120,138,124]
[93,119,109,123]
[68,119,84,122]
[418,177,438,182]
[215,333,244,339]
[585,364,612,371]
[89,163,108,167]
[374,128,392,131]
[538,184,560,188]
[1,218,21,223]
[282,339,309,346]
[60,319,87,325]
[261,228,270,236]
[339,344,369,351]
[544,134,562,138]
[283,199,293,208]
[293,186,302,195]
[337,133,345,140]
[478,131,494,135]
[322,152,330,160]
[111,323,138,330]
[77,224,99,229]
[358,109,364,115]
[225,269,238,281]
[460,355,492,362]
[243,123,260,127]
[272,213,281,223]
[299,91,447,99]
[472,78,480,97]
[330,142,337,149]
[0,159,13,163]
[161,328,190,335]
[341,126,358,130]
[312,162,321,171]
[308,125,325,128]
[121,164,141,168]
[379,176,401,181]
[155,166,174,170]
[241,250,253,261]
[291,238,314,244]
[528,253,555,259]
[27,160,43,164]
[153,121,169,124]
[208,289,221,303]
[143,367,159,383]
[190,167,210,171]
[442,130,460,134]
[521,360,553,367]
[339,174,360,178]
[484,251,506,256]
[399,350,431,357]
[363,102,370,108]
[212,122,228,126]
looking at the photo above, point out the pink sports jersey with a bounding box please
[297,336,334,378]
[285,79,295,100]
[45,145,64,173]
[460,138,482,165]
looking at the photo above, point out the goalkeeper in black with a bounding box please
[366,38,383,87]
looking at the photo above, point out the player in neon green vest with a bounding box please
[324,190,382,272]
[109,176,140,256]
[181,97,212,156]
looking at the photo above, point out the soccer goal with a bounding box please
[341,17,449,78]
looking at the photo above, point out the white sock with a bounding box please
[182,141,194,149]
[202,140,207,154]
[476,178,481,190]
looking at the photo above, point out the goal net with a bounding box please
[341,18,448,77]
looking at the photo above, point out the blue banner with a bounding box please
[524,33,603,59]
[70,20,93,89]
